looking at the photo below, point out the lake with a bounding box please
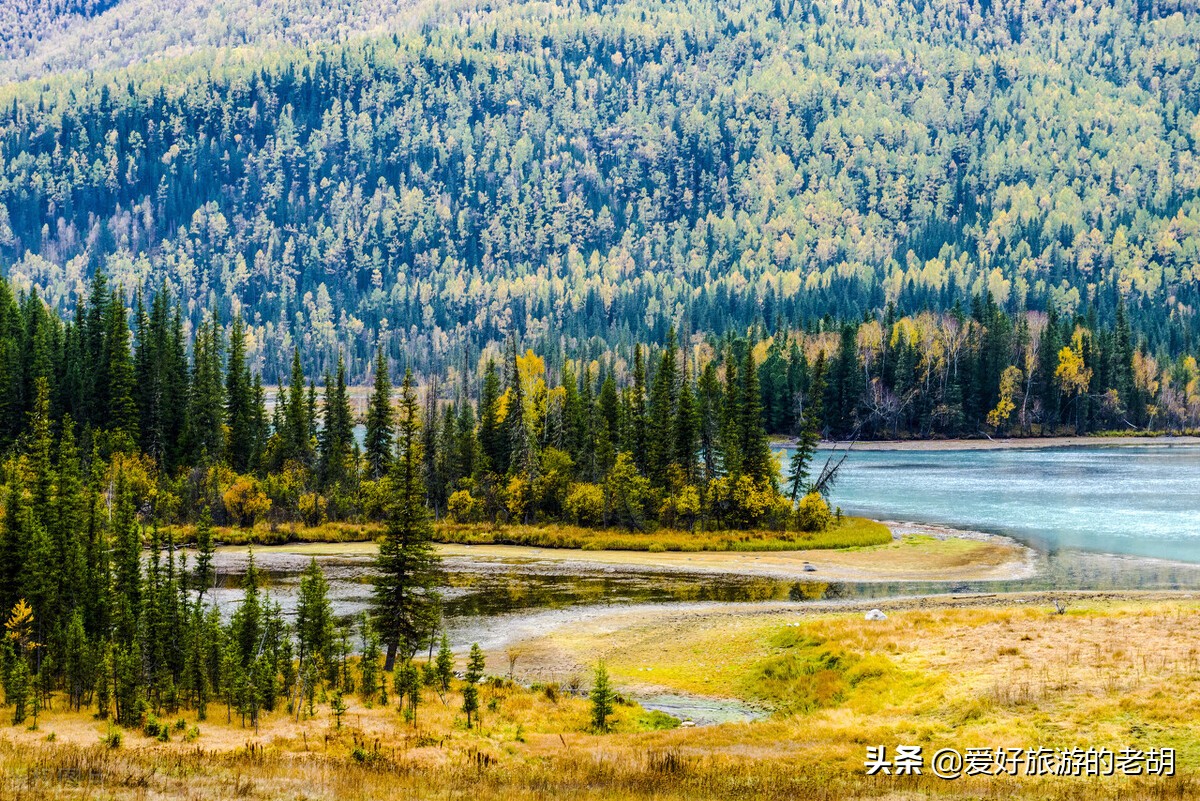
[797,442,1200,563]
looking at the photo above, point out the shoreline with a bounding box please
[216,520,1038,583]
[800,434,1200,451]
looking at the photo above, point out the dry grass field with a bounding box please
[1,595,1196,800]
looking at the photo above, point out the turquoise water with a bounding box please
[799,443,1200,562]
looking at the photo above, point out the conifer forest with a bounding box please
[0,1,1198,799]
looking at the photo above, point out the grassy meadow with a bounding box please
[3,597,1197,800]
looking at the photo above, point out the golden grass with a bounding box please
[515,597,1200,775]
[433,517,891,551]
[3,599,1199,799]
[171,517,893,552]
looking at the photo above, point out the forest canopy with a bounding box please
[0,0,1197,386]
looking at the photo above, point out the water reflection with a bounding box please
[206,546,1200,651]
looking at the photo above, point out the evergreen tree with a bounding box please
[364,348,394,480]
[589,661,615,733]
[477,359,505,474]
[646,330,679,488]
[739,341,774,486]
[373,370,441,671]
[317,353,354,489]
[788,353,826,501]
[193,507,216,598]
[103,289,139,448]
[629,346,649,474]
[225,315,255,473]
[280,350,314,467]
[295,558,333,677]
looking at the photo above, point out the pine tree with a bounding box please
[373,370,441,671]
[317,353,353,489]
[589,661,615,732]
[225,315,255,472]
[364,348,394,480]
[295,558,333,677]
[478,359,506,475]
[788,353,826,501]
[646,330,679,488]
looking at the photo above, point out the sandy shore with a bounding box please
[436,534,1035,582]
[806,434,1200,450]
[227,522,1037,582]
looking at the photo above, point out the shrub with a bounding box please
[223,476,271,527]
[298,492,328,527]
[707,475,785,529]
[101,726,121,749]
[505,476,533,523]
[659,484,701,530]
[565,483,605,526]
[796,492,832,532]
[143,713,168,740]
[447,489,483,523]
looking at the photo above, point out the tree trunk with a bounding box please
[384,641,397,672]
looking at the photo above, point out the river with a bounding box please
[798,441,1200,562]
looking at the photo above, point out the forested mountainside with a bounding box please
[0,0,120,65]
[0,0,453,83]
[1,0,1199,391]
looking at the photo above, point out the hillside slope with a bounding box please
[0,0,1197,381]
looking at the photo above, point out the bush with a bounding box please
[565,483,604,526]
[659,484,701,530]
[223,475,271,527]
[707,475,787,529]
[447,489,483,524]
[795,492,833,532]
[298,492,328,527]
[100,726,121,749]
[505,476,533,522]
[143,713,168,740]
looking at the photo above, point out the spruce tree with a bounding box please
[373,369,441,671]
[739,342,774,486]
[364,348,394,480]
[295,558,333,676]
[317,353,353,489]
[788,353,826,501]
[590,661,615,732]
[646,330,679,488]
[477,359,505,475]
[629,345,649,474]
[225,315,255,472]
[104,289,139,448]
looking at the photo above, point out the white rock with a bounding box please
[864,609,887,621]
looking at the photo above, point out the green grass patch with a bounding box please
[743,630,895,714]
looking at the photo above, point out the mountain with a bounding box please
[0,0,450,82]
[0,0,1198,381]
